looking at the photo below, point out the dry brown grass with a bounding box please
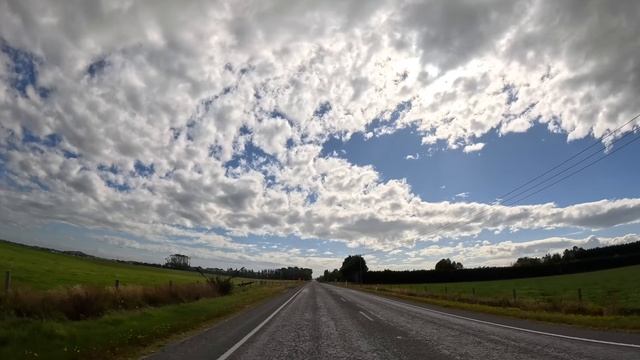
[0,278,233,320]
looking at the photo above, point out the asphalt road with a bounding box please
[147,281,640,360]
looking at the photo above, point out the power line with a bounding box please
[505,131,640,206]
[500,129,637,205]
[497,112,640,201]
[420,114,640,240]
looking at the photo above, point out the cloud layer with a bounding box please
[1,0,640,267]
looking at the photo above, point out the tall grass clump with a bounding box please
[0,279,234,321]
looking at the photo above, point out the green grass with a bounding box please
[0,284,292,359]
[0,240,204,290]
[351,265,640,330]
[357,287,640,331]
[370,265,640,310]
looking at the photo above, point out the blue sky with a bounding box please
[1,1,640,276]
[323,122,640,207]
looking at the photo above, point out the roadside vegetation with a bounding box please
[365,265,640,313]
[1,278,233,320]
[319,243,640,330]
[0,240,302,358]
[356,265,640,330]
[0,284,292,359]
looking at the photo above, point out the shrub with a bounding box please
[206,276,234,296]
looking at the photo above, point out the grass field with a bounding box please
[0,284,292,359]
[370,265,640,311]
[0,240,204,290]
[355,265,640,330]
[0,240,299,358]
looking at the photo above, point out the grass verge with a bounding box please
[0,283,293,359]
[354,286,640,331]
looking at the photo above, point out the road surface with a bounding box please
[148,281,640,359]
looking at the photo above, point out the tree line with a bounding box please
[202,266,313,281]
[161,253,312,280]
[318,240,640,284]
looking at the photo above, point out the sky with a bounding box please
[1,0,640,277]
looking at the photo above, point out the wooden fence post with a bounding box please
[115,279,120,290]
[444,286,447,296]
[4,271,10,293]
[472,288,475,297]
[169,280,173,290]
[512,289,517,302]
[578,288,582,303]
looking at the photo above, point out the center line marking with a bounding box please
[359,311,374,321]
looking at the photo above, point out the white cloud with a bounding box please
[405,153,420,160]
[1,0,640,270]
[454,192,470,199]
[463,143,485,153]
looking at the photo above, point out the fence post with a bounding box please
[444,286,447,296]
[4,271,10,294]
[169,280,173,290]
[512,289,517,302]
[578,288,582,303]
[472,288,475,297]
[115,279,120,290]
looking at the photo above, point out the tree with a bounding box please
[434,258,463,271]
[513,257,542,267]
[340,255,368,282]
[542,253,562,265]
[165,254,190,269]
[317,268,343,282]
[562,246,586,261]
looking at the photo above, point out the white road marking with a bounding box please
[368,310,384,320]
[359,311,374,321]
[352,288,640,349]
[340,297,347,302]
[217,286,305,360]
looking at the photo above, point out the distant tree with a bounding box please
[204,266,312,280]
[363,240,640,284]
[164,254,190,269]
[541,253,562,265]
[317,268,343,282]
[340,255,368,282]
[513,257,543,267]
[434,258,463,271]
[562,246,586,261]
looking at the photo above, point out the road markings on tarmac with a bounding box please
[217,286,305,360]
[359,311,374,321]
[340,297,347,302]
[365,291,640,349]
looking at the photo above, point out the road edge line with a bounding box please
[217,285,306,359]
[359,311,374,321]
[348,287,640,349]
